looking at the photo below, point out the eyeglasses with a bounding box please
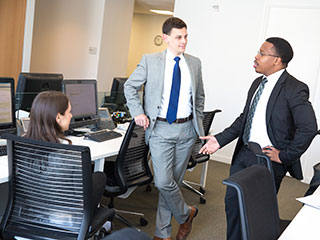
[257,51,279,58]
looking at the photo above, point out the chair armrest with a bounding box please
[88,207,115,237]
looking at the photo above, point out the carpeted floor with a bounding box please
[104,159,308,240]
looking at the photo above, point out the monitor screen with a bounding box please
[0,78,16,136]
[109,77,127,106]
[62,79,99,129]
[16,72,63,112]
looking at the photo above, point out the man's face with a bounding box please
[163,27,188,56]
[254,41,280,76]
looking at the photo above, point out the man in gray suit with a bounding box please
[124,17,205,240]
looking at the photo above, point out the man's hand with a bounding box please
[262,146,281,163]
[134,114,149,130]
[199,136,220,155]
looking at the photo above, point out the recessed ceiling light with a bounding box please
[150,9,173,15]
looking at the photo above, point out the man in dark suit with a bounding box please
[200,37,317,240]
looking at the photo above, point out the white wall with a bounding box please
[30,0,105,79]
[97,0,134,93]
[174,0,267,163]
[127,13,168,76]
[175,0,320,183]
[27,0,134,96]
[22,0,35,72]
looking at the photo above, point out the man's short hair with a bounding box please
[162,17,187,35]
[266,37,294,64]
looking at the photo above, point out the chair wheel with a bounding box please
[140,217,148,226]
[146,185,152,192]
[200,187,205,194]
[95,227,110,239]
[200,196,206,204]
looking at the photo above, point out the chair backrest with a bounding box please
[223,165,280,240]
[248,142,273,173]
[115,120,153,191]
[203,110,221,135]
[188,110,221,168]
[1,134,94,240]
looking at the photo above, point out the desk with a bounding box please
[0,156,8,184]
[69,133,124,171]
[0,133,125,184]
[278,186,320,239]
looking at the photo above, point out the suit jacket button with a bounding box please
[152,119,155,122]
[157,106,160,109]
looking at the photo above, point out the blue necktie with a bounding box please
[166,56,181,124]
[242,77,268,144]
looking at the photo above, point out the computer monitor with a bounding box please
[16,72,63,112]
[62,79,100,129]
[109,77,127,109]
[0,78,17,136]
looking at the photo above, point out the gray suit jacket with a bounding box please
[124,50,205,143]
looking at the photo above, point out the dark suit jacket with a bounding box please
[215,70,318,180]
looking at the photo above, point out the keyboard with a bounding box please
[84,130,122,142]
[0,145,7,156]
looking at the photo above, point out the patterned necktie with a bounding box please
[242,77,268,144]
[166,56,181,124]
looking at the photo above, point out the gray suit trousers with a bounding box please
[149,120,197,238]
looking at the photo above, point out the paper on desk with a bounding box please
[117,122,130,131]
[296,194,320,210]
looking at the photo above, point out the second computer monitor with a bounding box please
[62,79,99,129]
[16,72,64,112]
[109,77,127,107]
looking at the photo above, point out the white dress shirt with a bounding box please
[158,50,193,119]
[249,69,285,148]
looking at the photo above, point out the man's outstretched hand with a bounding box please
[199,136,220,155]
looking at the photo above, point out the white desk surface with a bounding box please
[278,186,320,239]
[0,156,8,184]
[68,133,124,160]
[0,131,125,184]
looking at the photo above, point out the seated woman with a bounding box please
[25,91,106,213]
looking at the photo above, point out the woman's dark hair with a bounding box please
[266,37,294,66]
[26,91,71,144]
[162,17,187,35]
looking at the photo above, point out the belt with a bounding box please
[156,114,193,124]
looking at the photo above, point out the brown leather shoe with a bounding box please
[176,205,198,240]
[153,236,171,240]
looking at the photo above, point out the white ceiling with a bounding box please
[134,0,175,15]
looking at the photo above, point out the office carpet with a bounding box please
[103,159,308,240]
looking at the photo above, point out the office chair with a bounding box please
[247,142,275,181]
[103,120,153,229]
[182,109,221,204]
[0,133,115,240]
[223,165,283,240]
[304,129,320,196]
[305,162,320,196]
[248,141,291,229]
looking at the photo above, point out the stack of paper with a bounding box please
[296,194,320,210]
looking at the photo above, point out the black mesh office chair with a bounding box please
[182,109,221,204]
[103,120,153,229]
[247,142,275,181]
[0,134,115,240]
[304,129,320,196]
[223,165,282,240]
[248,141,291,229]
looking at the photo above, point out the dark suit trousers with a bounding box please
[225,145,287,240]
